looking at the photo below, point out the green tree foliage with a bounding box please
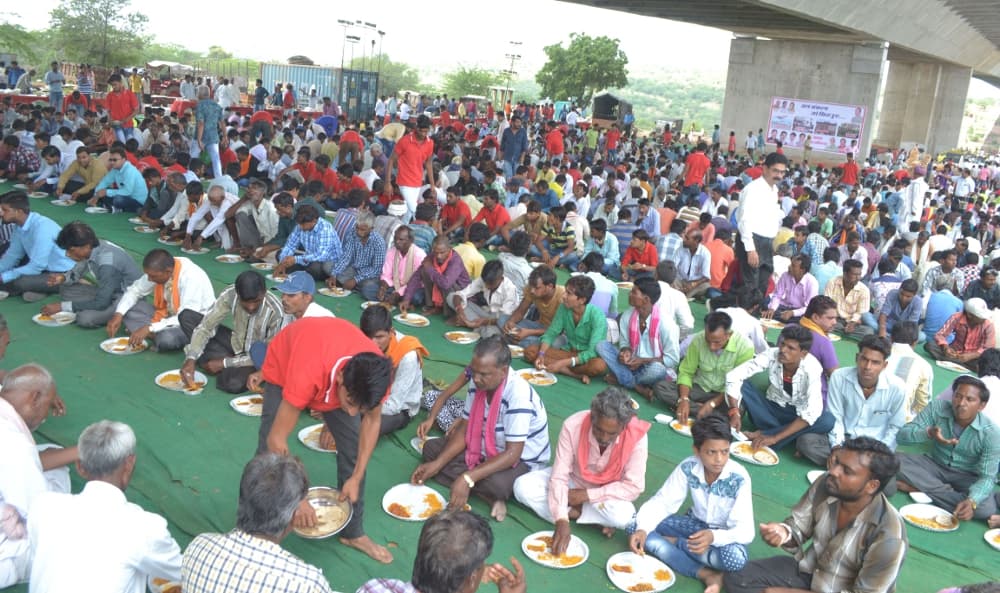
[0,16,37,61]
[206,46,233,60]
[611,72,724,133]
[349,54,419,98]
[536,33,628,105]
[441,66,500,98]
[49,0,148,67]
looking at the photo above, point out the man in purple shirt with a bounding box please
[762,254,817,324]
[400,236,471,315]
[797,295,840,404]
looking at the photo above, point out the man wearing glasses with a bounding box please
[735,152,787,298]
[90,146,148,213]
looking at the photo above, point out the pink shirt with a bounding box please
[548,411,648,521]
[380,245,426,288]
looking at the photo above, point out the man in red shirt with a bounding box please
[605,125,622,163]
[250,316,394,563]
[309,154,338,193]
[545,121,564,163]
[621,229,658,282]
[841,151,859,188]
[441,187,472,240]
[470,189,511,241]
[681,141,711,200]
[385,115,434,222]
[105,73,139,144]
[278,147,316,185]
[339,125,363,165]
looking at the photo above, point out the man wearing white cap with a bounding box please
[925,297,996,373]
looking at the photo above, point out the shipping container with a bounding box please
[259,63,340,106]
[338,68,379,123]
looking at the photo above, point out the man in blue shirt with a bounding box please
[328,212,386,301]
[923,288,963,343]
[636,199,660,243]
[500,115,528,179]
[91,146,148,212]
[608,209,637,260]
[275,204,342,281]
[0,192,74,300]
[530,180,560,213]
[866,279,923,341]
[584,218,620,277]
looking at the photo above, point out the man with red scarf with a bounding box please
[513,388,650,555]
[400,235,470,315]
[412,337,550,522]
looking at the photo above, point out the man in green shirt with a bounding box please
[653,311,755,423]
[896,375,999,522]
[523,275,607,383]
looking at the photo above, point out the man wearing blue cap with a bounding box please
[248,271,333,370]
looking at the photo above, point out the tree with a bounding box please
[441,66,500,98]
[49,0,148,67]
[348,54,419,98]
[535,33,628,106]
[206,46,233,60]
[0,16,37,61]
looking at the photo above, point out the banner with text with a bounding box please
[765,97,866,155]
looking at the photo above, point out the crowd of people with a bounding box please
[0,70,998,593]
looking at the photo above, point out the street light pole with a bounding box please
[505,41,522,106]
[376,30,385,101]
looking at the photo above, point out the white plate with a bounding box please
[298,423,337,453]
[318,287,351,297]
[936,360,969,373]
[730,441,780,466]
[134,225,157,233]
[654,413,674,425]
[760,318,785,330]
[630,398,640,410]
[156,237,182,246]
[361,301,393,311]
[606,551,675,592]
[899,503,959,532]
[99,337,148,355]
[181,247,210,255]
[909,491,933,505]
[84,206,108,214]
[148,579,180,593]
[128,216,144,224]
[508,344,525,358]
[250,262,275,271]
[215,254,243,263]
[828,333,841,342]
[444,330,480,345]
[266,273,289,283]
[29,191,49,199]
[616,282,634,290]
[518,369,558,386]
[521,531,588,569]
[394,313,430,327]
[32,312,76,327]
[230,395,264,417]
[293,487,353,539]
[984,528,1000,552]
[669,418,693,437]
[50,199,73,207]
[806,470,825,484]
[382,483,446,521]
[154,369,208,395]
[410,436,439,453]
[12,183,27,189]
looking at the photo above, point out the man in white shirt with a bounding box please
[184,185,240,251]
[0,364,76,588]
[655,261,695,340]
[107,249,216,351]
[447,260,519,339]
[231,179,278,255]
[884,321,933,422]
[179,76,196,101]
[28,421,182,593]
[735,153,787,298]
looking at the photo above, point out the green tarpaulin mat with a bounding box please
[1,182,997,592]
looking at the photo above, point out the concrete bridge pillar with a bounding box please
[720,37,884,164]
[873,59,971,157]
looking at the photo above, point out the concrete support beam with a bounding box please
[720,38,884,163]
[873,60,971,155]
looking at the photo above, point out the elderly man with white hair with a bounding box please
[184,185,240,252]
[514,387,649,554]
[27,420,183,593]
[0,364,77,588]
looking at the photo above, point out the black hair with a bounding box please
[359,304,393,337]
[528,264,557,288]
[804,295,837,318]
[56,221,99,250]
[692,414,732,448]
[341,353,393,411]
[565,274,596,303]
[481,259,504,285]
[779,324,813,351]
[857,335,892,360]
[234,270,267,301]
[704,311,733,333]
[634,277,660,303]
[890,321,918,346]
[839,436,899,495]
[952,375,990,403]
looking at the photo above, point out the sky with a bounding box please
[5,0,998,97]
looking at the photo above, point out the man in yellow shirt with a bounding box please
[129,69,144,109]
[56,147,107,203]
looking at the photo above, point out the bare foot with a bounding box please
[635,385,653,401]
[700,568,723,593]
[580,375,591,385]
[491,500,508,522]
[339,535,393,564]
[601,526,615,538]
[989,515,1000,529]
[605,373,619,385]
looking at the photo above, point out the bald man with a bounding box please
[0,364,79,587]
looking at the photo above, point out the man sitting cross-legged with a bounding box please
[725,324,834,451]
[597,278,679,401]
[413,337,550,522]
[514,387,649,551]
[523,275,608,384]
[630,415,753,593]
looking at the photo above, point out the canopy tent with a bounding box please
[591,92,632,122]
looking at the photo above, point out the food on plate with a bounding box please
[654,569,672,581]
[418,492,444,519]
[534,535,554,546]
[558,555,583,566]
[904,514,954,529]
[993,533,1000,544]
[610,564,633,573]
[671,419,693,430]
[159,373,205,390]
[526,542,546,552]
[388,502,411,518]
[38,314,53,321]
[753,449,778,464]
[152,578,169,586]
[162,586,181,593]
[296,505,347,536]
[445,332,468,340]
[628,584,654,592]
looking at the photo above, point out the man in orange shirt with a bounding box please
[705,228,735,298]
[385,115,434,222]
[105,74,139,143]
[471,189,511,243]
[680,141,710,201]
[545,121,564,163]
[621,229,658,282]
